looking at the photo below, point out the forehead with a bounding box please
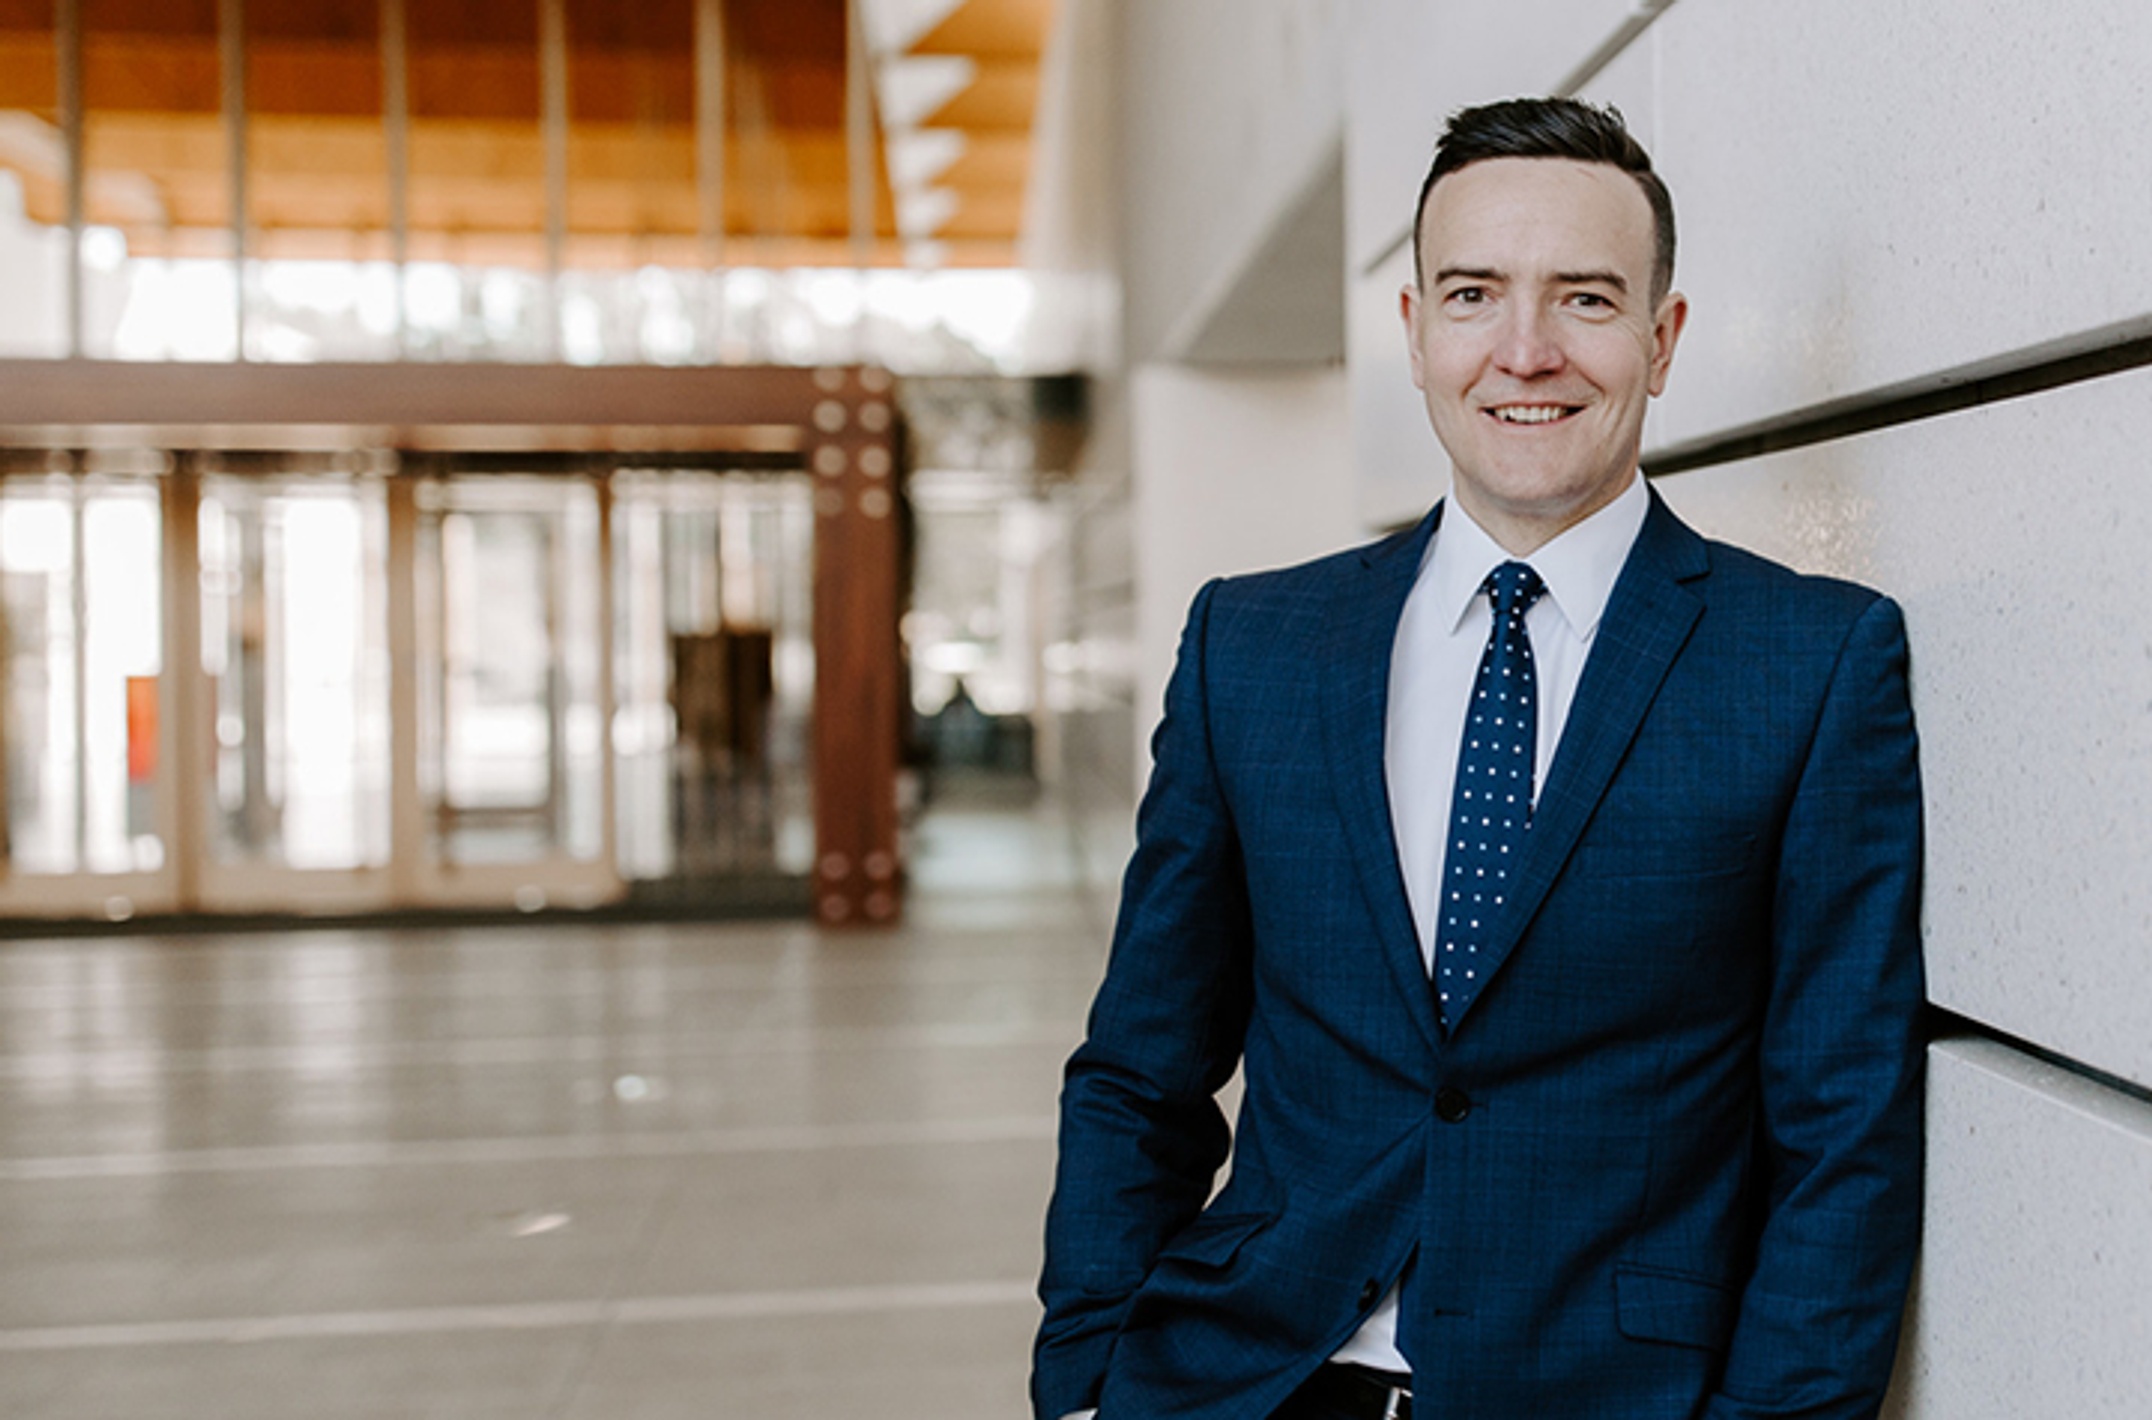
[1420,157,1656,280]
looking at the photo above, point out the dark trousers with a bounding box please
[1269,1390,1358,1420]
[1268,1365,1413,1420]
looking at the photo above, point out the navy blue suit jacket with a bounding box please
[1034,494,1924,1420]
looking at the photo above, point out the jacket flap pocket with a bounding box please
[1615,1265,1737,1351]
[1576,829,1755,881]
[1157,1209,1273,1268]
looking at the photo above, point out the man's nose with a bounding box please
[1492,304,1565,376]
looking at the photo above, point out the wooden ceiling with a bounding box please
[0,0,1053,268]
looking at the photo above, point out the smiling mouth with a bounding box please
[1486,404,1582,425]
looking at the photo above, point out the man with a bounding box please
[1033,97,1924,1420]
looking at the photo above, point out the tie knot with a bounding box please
[1483,560,1546,618]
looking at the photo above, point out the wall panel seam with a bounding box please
[1646,325,2152,478]
[1930,1008,2152,1113]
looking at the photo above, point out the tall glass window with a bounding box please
[612,469,814,883]
[0,0,68,357]
[0,468,163,874]
[404,0,547,359]
[416,474,603,866]
[244,0,395,362]
[85,0,238,359]
[197,470,390,869]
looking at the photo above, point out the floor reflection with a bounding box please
[0,787,1112,1418]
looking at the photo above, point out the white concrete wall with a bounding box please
[1888,1040,2152,1420]
[1130,364,1358,793]
[1117,0,1348,364]
[1020,0,1120,373]
[1625,0,2152,453]
[1082,0,1359,816]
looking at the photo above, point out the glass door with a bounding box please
[413,473,614,907]
[0,454,828,921]
[191,469,393,910]
[0,467,170,916]
[611,470,815,895]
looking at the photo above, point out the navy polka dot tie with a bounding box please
[1436,560,1546,1025]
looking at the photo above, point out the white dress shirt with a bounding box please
[1331,472,1649,1373]
[1061,477,1650,1416]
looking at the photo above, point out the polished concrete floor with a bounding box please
[0,795,1114,1418]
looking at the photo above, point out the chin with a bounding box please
[1478,473,1596,511]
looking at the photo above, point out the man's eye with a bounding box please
[1569,292,1614,309]
[1446,287,1487,306]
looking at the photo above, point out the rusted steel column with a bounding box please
[807,364,903,927]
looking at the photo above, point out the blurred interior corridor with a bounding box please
[6,0,2150,1414]
[0,780,1110,1418]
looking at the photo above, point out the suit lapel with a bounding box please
[1320,506,1443,1054]
[1448,492,1712,1032]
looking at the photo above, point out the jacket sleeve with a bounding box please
[1705,594,1926,1419]
[1031,578,1258,1420]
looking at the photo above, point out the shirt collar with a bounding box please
[1426,473,1650,640]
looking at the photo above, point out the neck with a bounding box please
[1452,474,1640,556]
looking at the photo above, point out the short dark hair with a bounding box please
[1412,97,1676,304]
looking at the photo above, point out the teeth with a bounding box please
[1492,405,1572,424]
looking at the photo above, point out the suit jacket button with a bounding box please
[1359,1280,1381,1308]
[1434,1086,1472,1123]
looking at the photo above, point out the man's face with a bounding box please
[1401,157,1686,553]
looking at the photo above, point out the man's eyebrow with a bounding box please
[1431,265,1631,294]
[1554,269,1629,292]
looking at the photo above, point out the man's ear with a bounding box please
[1399,283,1428,390]
[1647,290,1689,397]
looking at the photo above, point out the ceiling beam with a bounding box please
[0,0,1048,269]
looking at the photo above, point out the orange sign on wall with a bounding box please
[126,675,158,782]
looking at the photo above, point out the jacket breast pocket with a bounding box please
[1614,1264,1738,1352]
[1573,828,1755,882]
